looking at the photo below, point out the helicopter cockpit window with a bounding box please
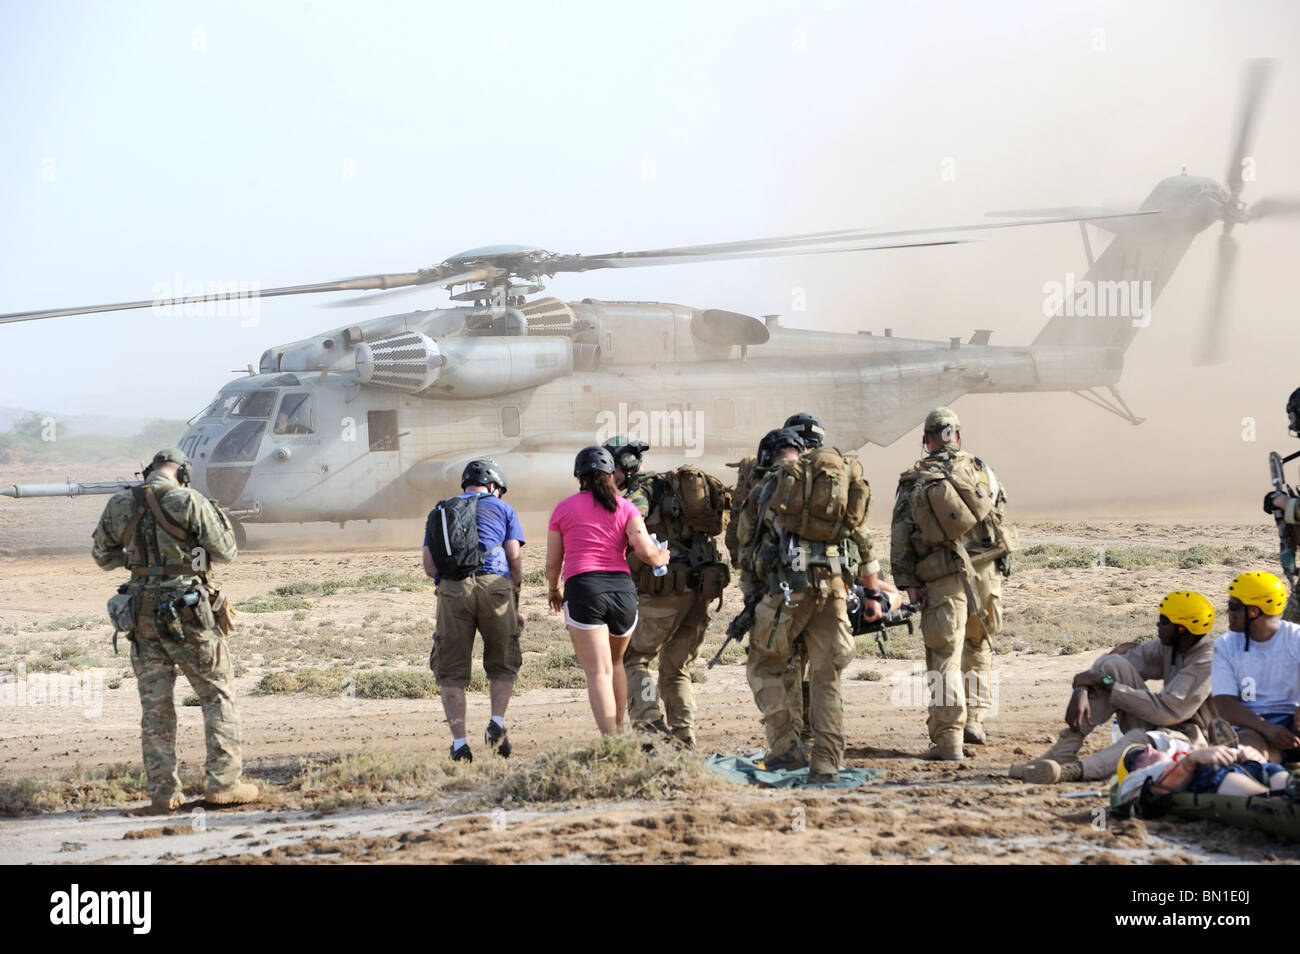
[211,419,266,463]
[274,393,314,435]
[207,389,277,420]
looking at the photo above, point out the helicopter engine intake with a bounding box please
[354,331,443,393]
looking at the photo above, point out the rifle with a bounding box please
[708,589,763,668]
[1269,450,1300,587]
[847,584,921,658]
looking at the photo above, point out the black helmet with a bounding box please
[601,436,650,476]
[756,427,806,468]
[574,445,615,477]
[461,458,507,495]
[1287,388,1300,437]
[783,412,825,448]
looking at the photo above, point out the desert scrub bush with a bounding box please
[482,734,718,805]
[354,670,439,699]
[236,594,310,614]
[0,763,201,816]
[256,668,348,696]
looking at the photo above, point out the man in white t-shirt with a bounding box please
[1211,571,1300,763]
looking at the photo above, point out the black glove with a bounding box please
[1265,491,1284,516]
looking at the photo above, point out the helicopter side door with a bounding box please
[264,389,323,516]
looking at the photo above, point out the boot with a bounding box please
[924,744,964,762]
[964,722,987,745]
[1024,759,1083,784]
[128,793,185,816]
[205,780,259,805]
[763,740,808,771]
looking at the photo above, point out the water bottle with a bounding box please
[651,534,669,577]
[1110,718,1122,745]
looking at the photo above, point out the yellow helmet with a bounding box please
[1157,591,1215,636]
[1115,744,1146,785]
[1227,572,1287,615]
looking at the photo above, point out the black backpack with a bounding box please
[426,494,501,580]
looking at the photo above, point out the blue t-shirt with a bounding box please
[423,492,525,580]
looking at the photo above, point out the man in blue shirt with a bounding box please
[422,460,525,761]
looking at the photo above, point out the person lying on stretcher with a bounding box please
[1115,732,1293,805]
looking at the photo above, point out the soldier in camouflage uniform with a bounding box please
[92,448,256,813]
[891,408,1010,761]
[741,429,881,782]
[605,437,727,747]
[1264,387,1300,623]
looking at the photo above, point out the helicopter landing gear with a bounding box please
[231,518,248,550]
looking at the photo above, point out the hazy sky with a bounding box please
[2,0,1299,513]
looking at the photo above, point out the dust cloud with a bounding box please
[764,5,1300,524]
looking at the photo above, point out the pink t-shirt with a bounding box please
[548,492,639,580]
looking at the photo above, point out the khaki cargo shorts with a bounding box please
[430,573,521,687]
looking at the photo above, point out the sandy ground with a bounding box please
[1,475,1298,865]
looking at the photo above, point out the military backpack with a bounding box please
[768,447,869,543]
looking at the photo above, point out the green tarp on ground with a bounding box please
[705,753,882,789]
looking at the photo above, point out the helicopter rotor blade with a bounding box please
[566,236,970,271]
[324,267,507,307]
[1249,196,1300,221]
[1225,58,1273,199]
[0,271,436,325]
[565,209,1156,267]
[1194,231,1239,366]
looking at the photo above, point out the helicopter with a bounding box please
[3,60,1296,548]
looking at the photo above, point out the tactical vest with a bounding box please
[627,468,731,600]
[115,484,233,637]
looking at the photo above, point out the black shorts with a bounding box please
[563,571,638,637]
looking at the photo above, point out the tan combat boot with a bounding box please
[128,793,185,816]
[205,780,259,805]
[964,722,987,746]
[763,741,808,771]
[1024,759,1083,784]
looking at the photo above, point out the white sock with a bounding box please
[453,737,467,750]
[490,715,504,729]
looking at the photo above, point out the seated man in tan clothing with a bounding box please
[1010,591,1216,783]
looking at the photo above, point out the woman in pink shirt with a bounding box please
[547,446,668,734]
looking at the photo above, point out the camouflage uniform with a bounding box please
[728,454,811,743]
[891,410,1008,753]
[1274,500,1300,623]
[741,456,878,776]
[92,464,242,803]
[622,471,726,746]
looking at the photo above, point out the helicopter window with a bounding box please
[211,420,266,463]
[714,399,736,430]
[274,393,314,435]
[368,410,399,452]
[501,406,521,438]
[208,389,277,420]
